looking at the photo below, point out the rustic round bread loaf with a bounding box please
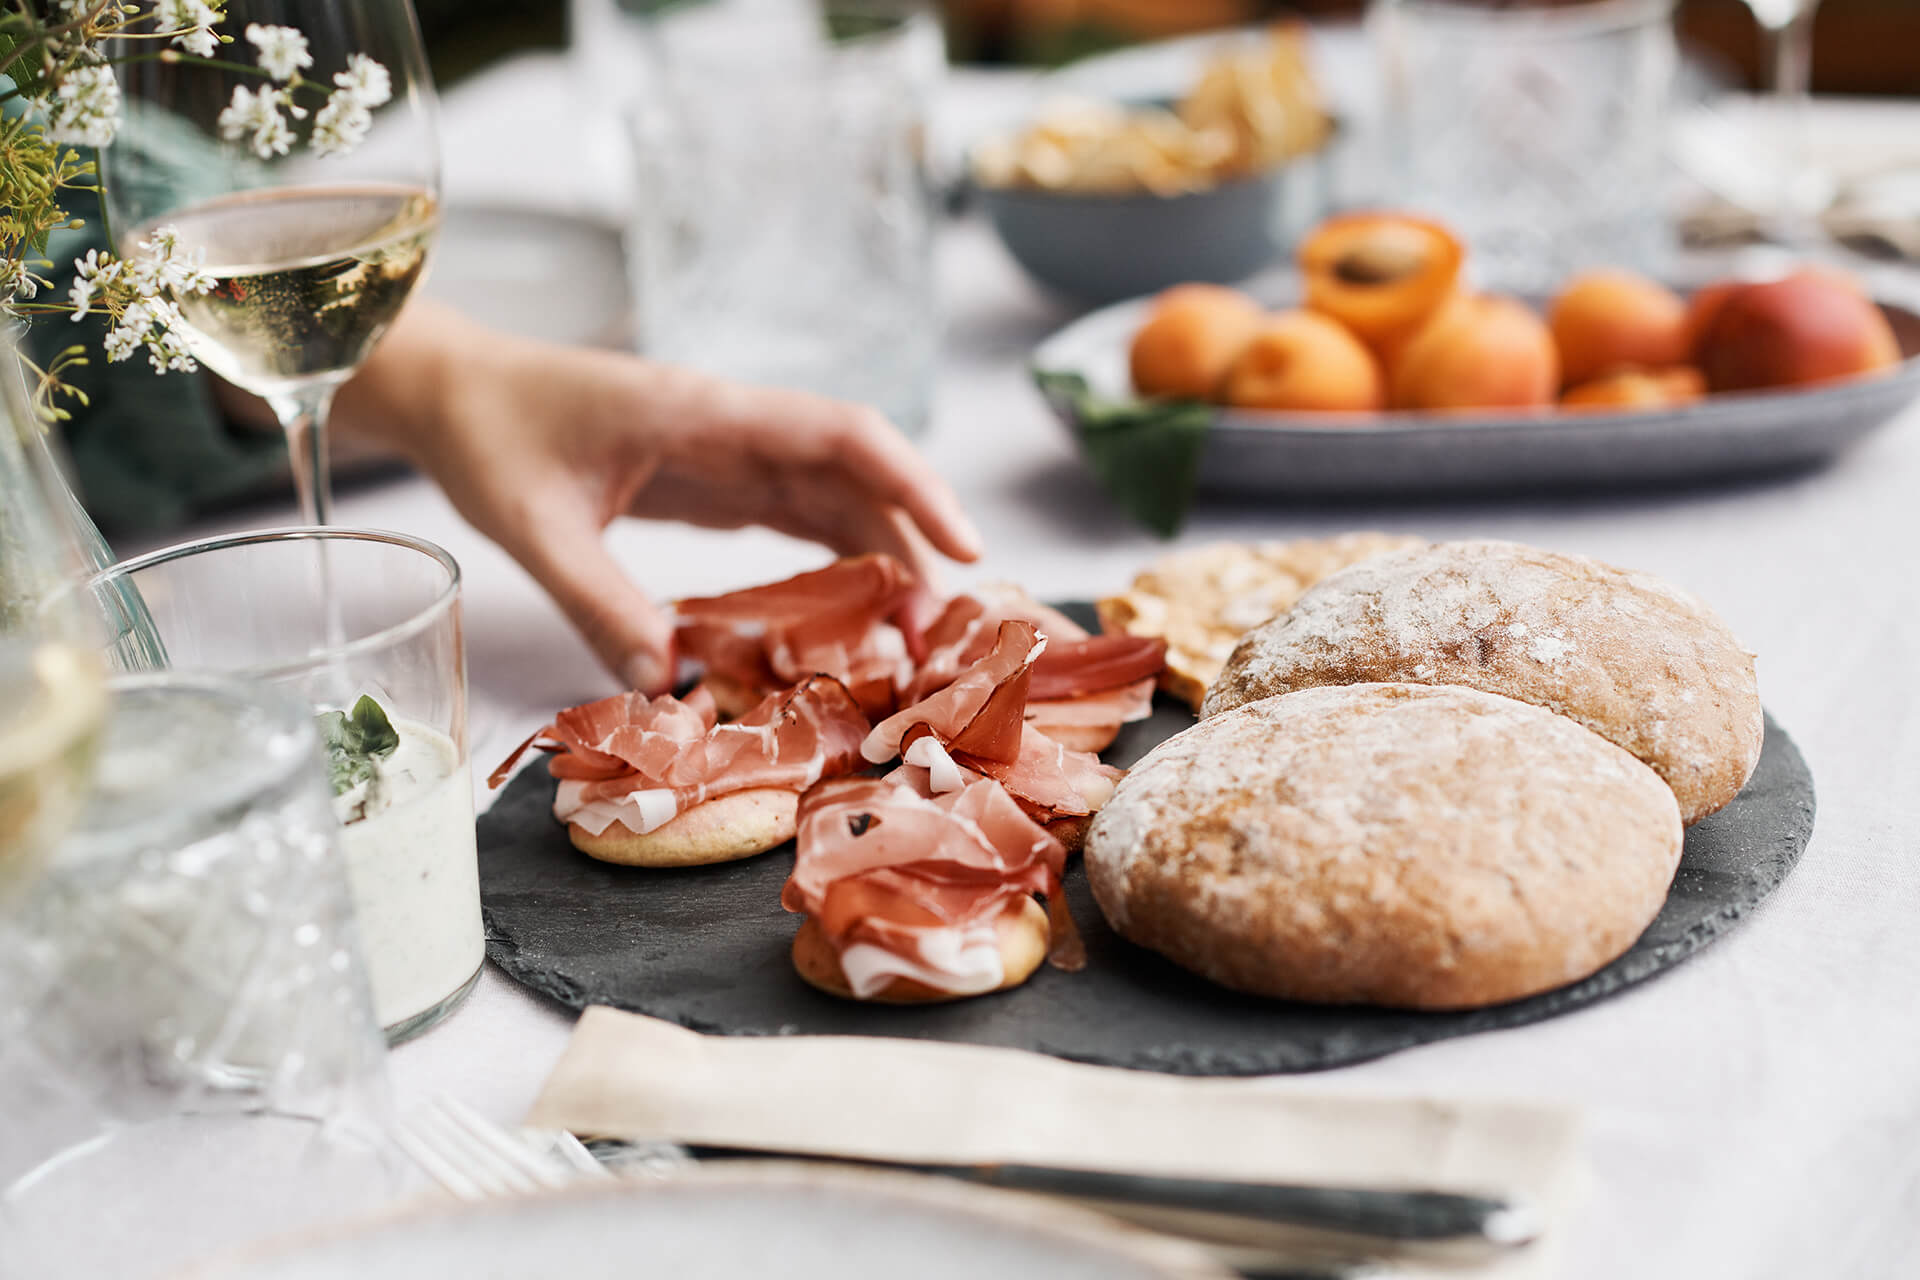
[1200,539,1762,824]
[1086,683,1685,1009]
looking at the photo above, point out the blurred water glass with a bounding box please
[0,675,389,1189]
[88,529,484,1046]
[1373,0,1679,291]
[624,0,943,436]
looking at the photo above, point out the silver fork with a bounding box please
[394,1094,628,1201]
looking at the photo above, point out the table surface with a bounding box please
[121,50,1920,1280]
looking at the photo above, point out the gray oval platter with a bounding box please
[1031,293,1920,498]
[477,608,1816,1077]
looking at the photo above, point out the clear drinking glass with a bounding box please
[1373,0,1679,291]
[625,0,943,436]
[104,0,442,525]
[0,673,397,1277]
[86,529,482,1045]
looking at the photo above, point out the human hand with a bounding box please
[339,303,982,693]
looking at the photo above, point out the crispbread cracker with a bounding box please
[1097,533,1425,710]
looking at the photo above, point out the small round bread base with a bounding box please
[568,788,798,867]
[792,897,1049,1004]
[1032,721,1122,754]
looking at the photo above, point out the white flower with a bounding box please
[42,63,122,148]
[218,83,295,158]
[332,53,392,109]
[245,23,312,82]
[104,302,151,362]
[68,248,121,320]
[133,224,216,296]
[310,91,372,157]
[155,0,222,59]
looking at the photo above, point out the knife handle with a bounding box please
[968,1164,1536,1246]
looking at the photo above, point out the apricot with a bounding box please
[1559,366,1707,413]
[1128,284,1266,400]
[1219,310,1385,413]
[1548,270,1689,388]
[1389,294,1559,412]
[1696,270,1902,393]
[1299,212,1464,358]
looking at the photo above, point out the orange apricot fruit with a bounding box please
[1128,284,1266,400]
[1299,212,1465,358]
[1389,294,1560,412]
[1219,310,1385,413]
[1548,270,1689,388]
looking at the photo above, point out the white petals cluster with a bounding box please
[312,53,394,157]
[244,23,312,82]
[154,0,222,59]
[70,227,216,374]
[334,53,393,109]
[41,63,122,148]
[217,82,300,157]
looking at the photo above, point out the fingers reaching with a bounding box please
[511,505,677,694]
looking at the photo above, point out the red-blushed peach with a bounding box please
[1128,284,1266,400]
[1559,366,1707,413]
[1549,270,1690,388]
[1389,294,1560,412]
[1696,271,1901,393]
[1220,310,1385,413]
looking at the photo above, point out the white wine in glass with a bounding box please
[106,0,442,526]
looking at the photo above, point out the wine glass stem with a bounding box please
[268,385,341,526]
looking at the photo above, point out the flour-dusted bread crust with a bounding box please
[1201,539,1762,824]
[568,788,798,867]
[1098,533,1426,711]
[791,897,1049,1004]
[1086,683,1685,1009]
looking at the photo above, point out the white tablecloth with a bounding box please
[128,53,1920,1280]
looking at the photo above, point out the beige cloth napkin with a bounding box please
[527,1007,1586,1279]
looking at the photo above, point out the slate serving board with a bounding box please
[479,610,1816,1077]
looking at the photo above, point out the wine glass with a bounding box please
[104,0,442,525]
[1739,0,1828,229]
[0,332,107,900]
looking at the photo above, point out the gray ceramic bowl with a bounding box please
[976,151,1330,306]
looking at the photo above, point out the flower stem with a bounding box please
[91,146,114,249]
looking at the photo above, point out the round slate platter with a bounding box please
[478,611,1816,1077]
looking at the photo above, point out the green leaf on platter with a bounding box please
[1033,369,1212,539]
[318,695,400,797]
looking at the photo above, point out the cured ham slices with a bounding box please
[783,775,1084,1002]
[860,619,1122,839]
[676,555,918,720]
[490,676,870,867]
[909,586,1165,753]
[499,556,1169,1000]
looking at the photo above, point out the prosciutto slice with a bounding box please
[490,676,871,837]
[863,620,1121,823]
[676,555,918,718]
[783,775,1084,998]
[908,587,1165,735]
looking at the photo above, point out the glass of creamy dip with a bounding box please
[84,528,483,1044]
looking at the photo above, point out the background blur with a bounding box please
[416,1,1920,94]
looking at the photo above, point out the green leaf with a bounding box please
[318,695,400,798]
[1033,369,1213,538]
